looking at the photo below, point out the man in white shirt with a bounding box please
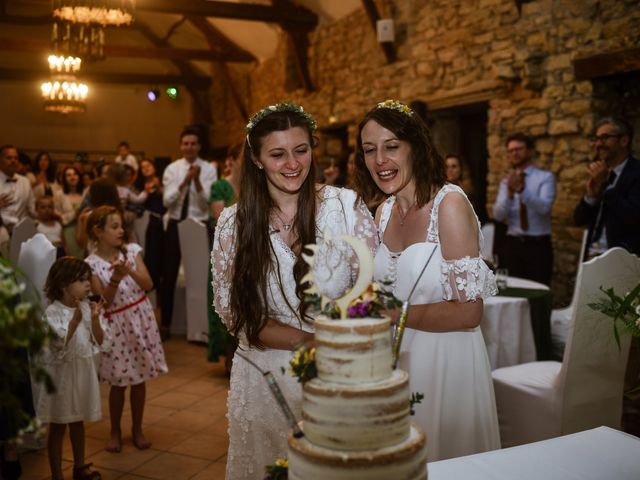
[0,144,36,232]
[114,141,139,171]
[493,133,556,286]
[160,128,217,337]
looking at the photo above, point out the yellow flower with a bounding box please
[14,302,31,320]
[275,458,288,468]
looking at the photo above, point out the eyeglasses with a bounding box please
[588,133,622,144]
[507,146,527,154]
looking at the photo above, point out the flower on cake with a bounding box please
[289,344,317,384]
[264,458,288,480]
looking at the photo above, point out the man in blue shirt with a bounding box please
[493,133,556,286]
[574,117,640,258]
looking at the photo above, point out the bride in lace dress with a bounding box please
[353,100,500,461]
[211,104,377,480]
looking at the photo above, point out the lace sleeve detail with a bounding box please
[353,196,379,255]
[211,205,237,329]
[440,256,497,302]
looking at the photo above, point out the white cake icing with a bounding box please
[314,316,392,384]
[288,315,428,479]
[288,425,427,480]
[302,369,410,450]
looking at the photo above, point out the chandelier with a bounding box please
[41,78,89,114]
[52,0,135,26]
[51,20,105,63]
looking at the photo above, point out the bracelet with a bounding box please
[109,278,121,287]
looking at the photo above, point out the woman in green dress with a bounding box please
[208,144,242,373]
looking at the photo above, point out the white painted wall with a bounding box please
[0,80,191,162]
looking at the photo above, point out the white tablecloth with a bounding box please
[482,277,549,370]
[428,427,640,479]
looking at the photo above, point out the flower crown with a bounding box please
[245,102,317,136]
[376,99,413,116]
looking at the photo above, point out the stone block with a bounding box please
[526,31,546,46]
[560,99,591,116]
[549,118,579,135]
[547,53,572,70]
[516,112,548,128]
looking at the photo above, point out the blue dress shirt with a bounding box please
[492,165,556,236]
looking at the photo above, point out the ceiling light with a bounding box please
[52,0,135,26]
[147,88,160,102]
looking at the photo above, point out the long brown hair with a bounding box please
[227,110,317,348]
[353,105,446,208]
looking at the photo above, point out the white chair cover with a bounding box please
[131,210,150,250]
[17,233,56,307]
[492,247,638,447]
[551,229,589,358]
[177,218,209,342]
[9,217,37,266]
[480,222,495,261]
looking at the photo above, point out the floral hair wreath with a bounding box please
[245,102,317,137]
[376,99,414,116]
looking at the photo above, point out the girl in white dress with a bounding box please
[212,103,378,480]
[353,100,501,461]
[34,257,109,480]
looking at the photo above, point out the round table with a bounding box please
[482,277,549,370]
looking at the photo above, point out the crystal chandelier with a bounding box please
[52,0,135,26]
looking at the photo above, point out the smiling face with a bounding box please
[506,140,532,169]
[64,167,80,189]
[0,147,18,177]
[140,159,155,178]
[180,134,201,163]
[361,120,414,196]
[592,123,629,166]
[95,213,125,248]
[255,126,312,198]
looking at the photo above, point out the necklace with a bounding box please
[273,209,295,232]
[396,202,417,226]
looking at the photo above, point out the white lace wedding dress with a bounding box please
[211,186,378,480]
[373,184,501,461]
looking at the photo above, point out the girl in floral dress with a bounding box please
[85,205,167,453]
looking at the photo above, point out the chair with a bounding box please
[9,217,37,266]
[177,218,209,342]
[131,210,150,250]
[480,222,495,261]
[550,229,589,358]
[17,233,56,307]
[492,247,639,448]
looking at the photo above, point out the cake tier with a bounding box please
[302,369,410,450]
[288,424,427,480]
[314,316,392,384]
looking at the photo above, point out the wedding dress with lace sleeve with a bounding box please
[211,185,377,480]
[373,184,501,461]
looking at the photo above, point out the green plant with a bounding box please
[0,259,55,441]
[588,282,640,348]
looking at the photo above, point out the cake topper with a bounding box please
[301,233,373,319]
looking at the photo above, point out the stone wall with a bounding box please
[210,0,640,305]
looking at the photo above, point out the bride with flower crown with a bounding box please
[353,100,501,461]
[211,103,378,479]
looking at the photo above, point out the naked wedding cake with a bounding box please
[287,315,428,479]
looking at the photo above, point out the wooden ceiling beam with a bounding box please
[361,0,395,64]
[0,67,211,88]
[271,0,314,92]
[573,48,640,81]
[0,36,254,62]
[186,15,256,62]
[187,16,249,120]
[136,0,317,29]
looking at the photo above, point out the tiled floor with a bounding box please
[21,338,230,480]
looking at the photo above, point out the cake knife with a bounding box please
[392,244,437,369]
[235,351,305,438]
